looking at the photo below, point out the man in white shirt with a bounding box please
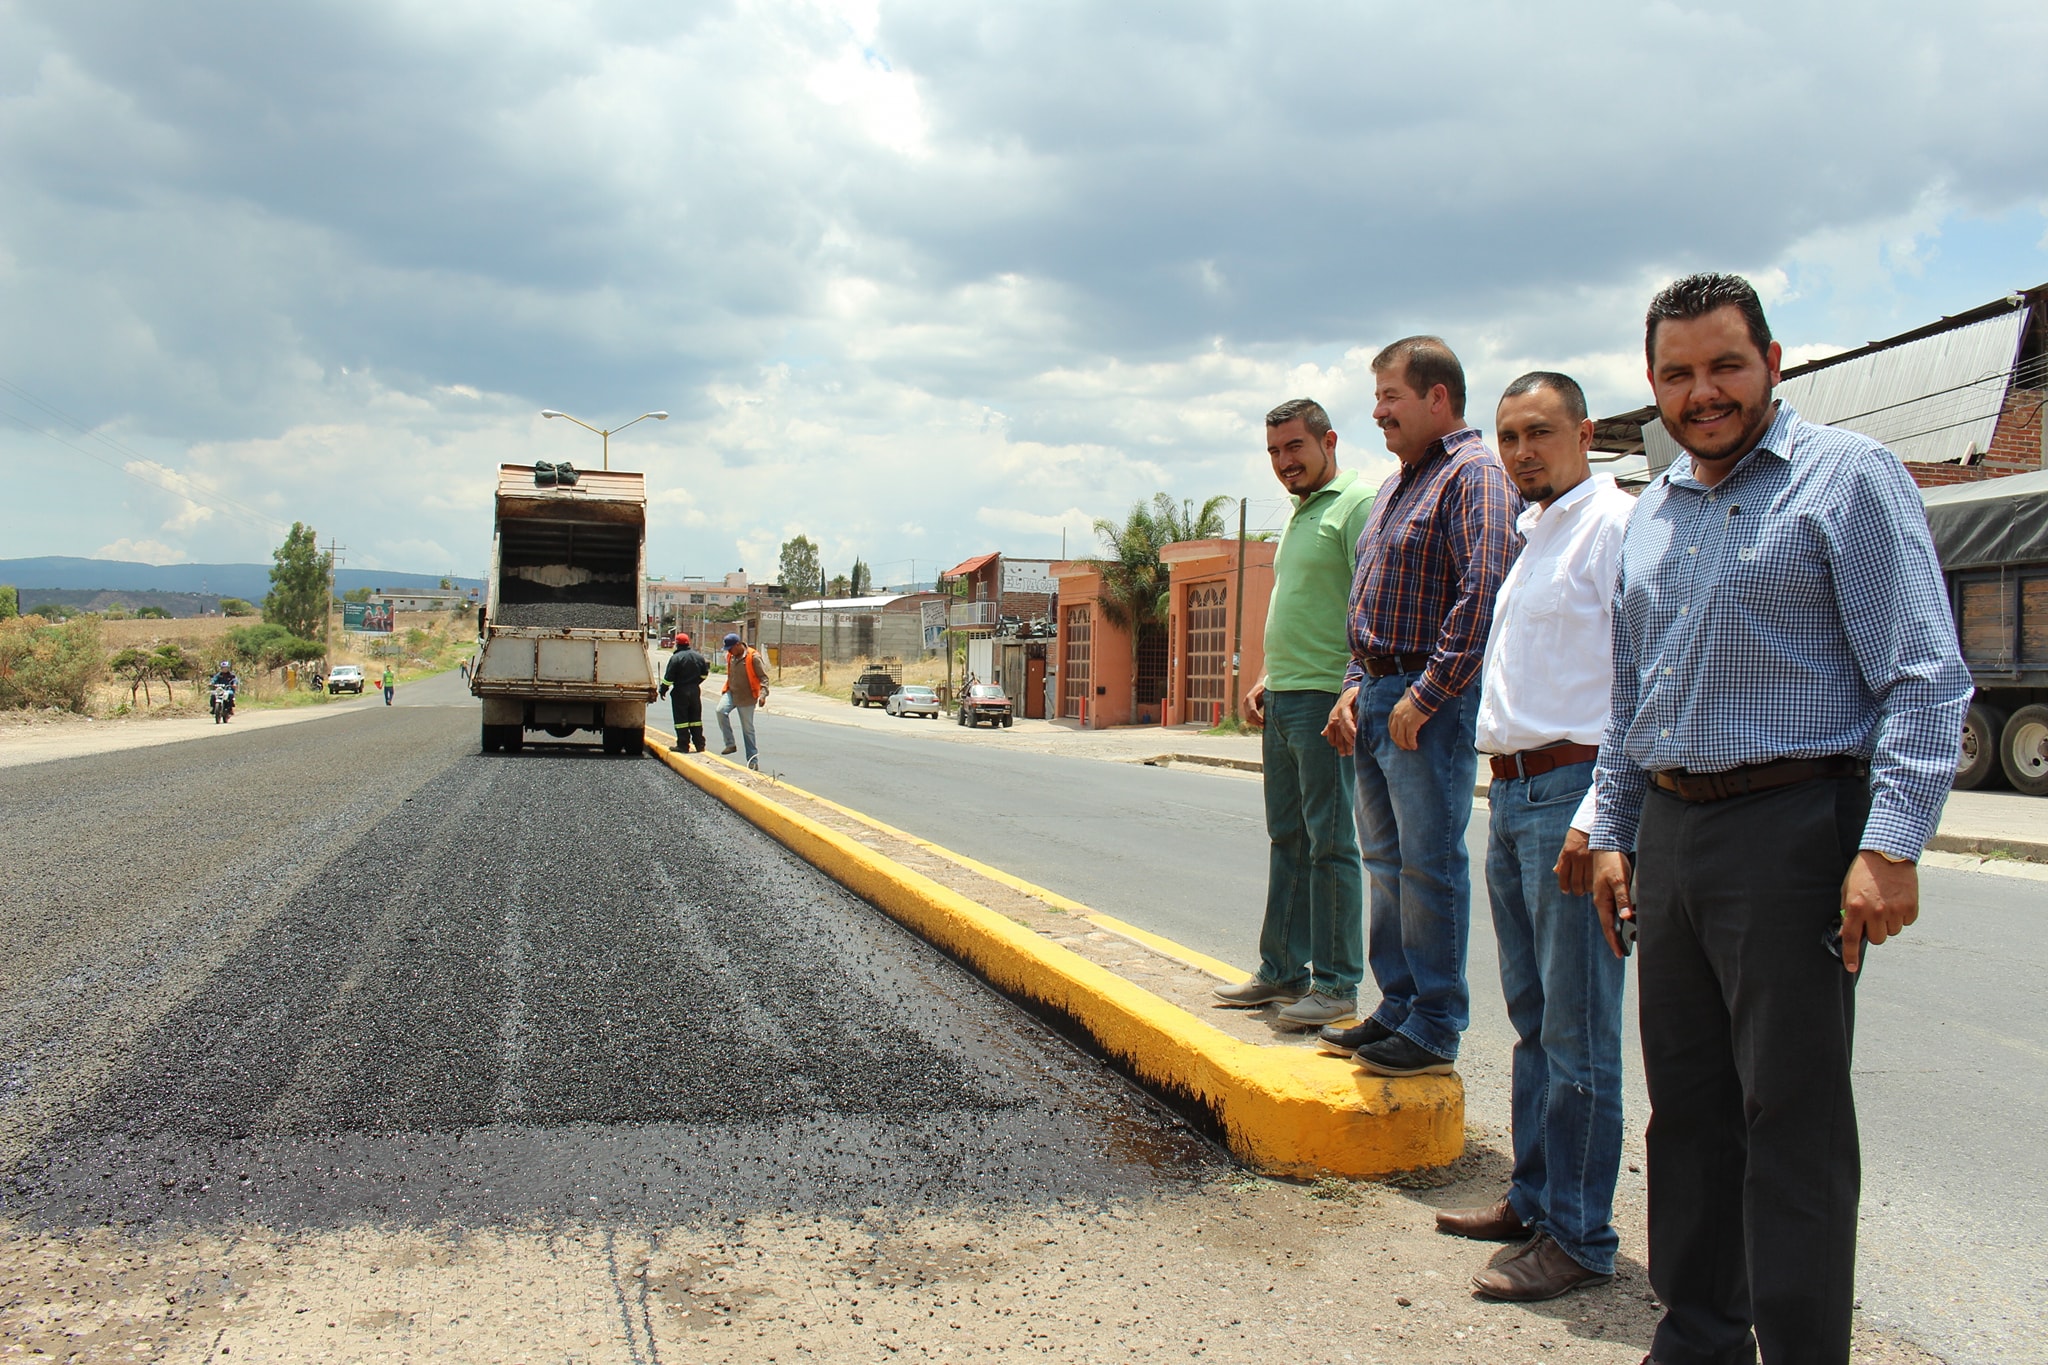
[1433,371,1636,1301]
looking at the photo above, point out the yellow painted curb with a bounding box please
[646,735,1463,1178]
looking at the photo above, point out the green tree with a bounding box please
[849,558,871,597]
[778,535,822,597]
[219,597,257,616]
[826,573,850,598]
[135,605,172,619]
[0,585,16,620]
[227,622,325,677]
[341,586,373,604]
[263,522,331,641]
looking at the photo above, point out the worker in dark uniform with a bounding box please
[661,632,711,752]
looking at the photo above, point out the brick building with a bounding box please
[1049,540,1277,730]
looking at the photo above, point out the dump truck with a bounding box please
[470,463,657,754]
[1924,469,2048,795]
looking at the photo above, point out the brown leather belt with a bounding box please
[1489,743,1600,782]
[1650,755,1868,803]
[1361,651,1431,679]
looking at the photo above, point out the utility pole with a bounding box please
[324,538,347,665]
[818,564,827,691]
[1229,498,1246,726]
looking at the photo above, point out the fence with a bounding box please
[756,611,932,667]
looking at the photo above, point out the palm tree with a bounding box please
[1089,492,1234,721]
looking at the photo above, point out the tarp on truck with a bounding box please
[1921,469,2048,571]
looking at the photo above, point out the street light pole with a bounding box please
[538,409,669,471]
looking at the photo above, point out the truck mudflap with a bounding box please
[470,630,657,700]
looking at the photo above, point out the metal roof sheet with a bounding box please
[1775,308,2028,464]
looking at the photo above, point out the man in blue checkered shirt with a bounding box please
[1588,274,1971,1365]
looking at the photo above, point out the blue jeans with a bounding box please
[716,693,757,762]
[1487,759,1625,1275]
[1257,690,1365,997]
[1352,672,1479,1060]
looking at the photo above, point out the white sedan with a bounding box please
[885,684,941,719]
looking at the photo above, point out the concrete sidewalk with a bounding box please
[770,685,2046,863]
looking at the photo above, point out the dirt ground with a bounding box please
[2,1177,1943,1364]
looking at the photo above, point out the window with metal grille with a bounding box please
[1135,622,1168,707]
[1062,606,1091,718]
[1186,584,1227,712]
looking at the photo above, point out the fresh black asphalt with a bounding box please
[0,680,1217,1230]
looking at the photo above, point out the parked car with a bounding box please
[327,664,365,695]
[886,684,941,719]
[852,668,901,707]
[957,683,1013,728]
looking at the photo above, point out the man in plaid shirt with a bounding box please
[1319,337,1521,1078]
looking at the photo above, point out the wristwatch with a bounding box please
[1868,849,1916,865]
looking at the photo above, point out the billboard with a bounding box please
[344,601,395,634]
[920,599,948,650]
[1001,559,1056,595]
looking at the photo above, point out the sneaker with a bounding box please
[1273,991,1357,1031]
[1352,1033,1455,1077]
[1210,977,1306,1008]
[721,745,738,755]
[1316,1017,1393,1057]
[747,756,759,770]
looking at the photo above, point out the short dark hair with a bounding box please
[1645,272,1773,367]
[1371,336,1466,417]
[1265,397,1331,441]
[1499,371,1588,424]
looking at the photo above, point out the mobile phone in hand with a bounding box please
[1617,912,1637,958]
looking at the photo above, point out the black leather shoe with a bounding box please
[1316,1018,1392,1057]
[1353,1034,1455,1077]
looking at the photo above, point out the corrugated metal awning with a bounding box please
[1776,307,2029,464]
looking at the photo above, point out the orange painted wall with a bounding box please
[1162,539,1277,728]
[1048,562,1136,729]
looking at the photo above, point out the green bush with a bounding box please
[0,616,107,712]
[226,623,325,673]
[219,597,257,616]
[0,585,16,620]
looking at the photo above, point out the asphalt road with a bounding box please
[738,708,2047,1365]
[0,673,1216,1236]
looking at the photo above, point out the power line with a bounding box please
[0,372,292,538]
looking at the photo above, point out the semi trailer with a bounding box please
[470,463,656,754]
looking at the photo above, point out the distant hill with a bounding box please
[0,557,485,604]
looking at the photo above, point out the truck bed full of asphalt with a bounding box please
[0,698,1217,1231]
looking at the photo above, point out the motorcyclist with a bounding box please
[209,660,240,720]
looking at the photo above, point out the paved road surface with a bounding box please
[738,707,2046,1365]
[1,673,1214,1237]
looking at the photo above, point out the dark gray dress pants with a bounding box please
[1635,777,1866,1365]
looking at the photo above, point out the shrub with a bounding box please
[0,616,107,712]
[219,598,257,616]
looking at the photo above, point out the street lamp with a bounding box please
[539,408,669,470]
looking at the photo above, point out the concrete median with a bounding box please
[646,734,1463,1179]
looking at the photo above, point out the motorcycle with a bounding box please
[210,683,236,723]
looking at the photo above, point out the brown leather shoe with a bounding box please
[1434,1197,1529,1241]
[1470,1234,1611,1301]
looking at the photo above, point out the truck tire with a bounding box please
[1999,704,2048,797]
[481,722,498,753]
[1956,702,2007,790]
[504,728,523,754]
[619,726,644,756]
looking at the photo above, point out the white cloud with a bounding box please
[91,537,189,565]
[3,0,2045,583]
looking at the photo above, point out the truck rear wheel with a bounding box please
[1957,702,2007,790]
[1999,704,2048,797]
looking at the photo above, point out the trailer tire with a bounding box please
[480,723,498,753]
[619,726,644,756]
[1956,702,2007,790]
[1999,704,2048,797]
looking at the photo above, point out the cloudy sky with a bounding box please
[3,0,2046,585]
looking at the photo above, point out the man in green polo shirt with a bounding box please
[1213,398,1376,1029]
